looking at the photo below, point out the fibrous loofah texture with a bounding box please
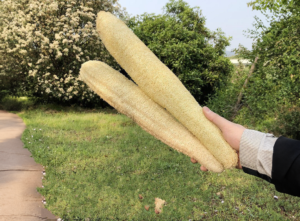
[96,11,238,169]
[80,61,224,172]
[155,198,166,214]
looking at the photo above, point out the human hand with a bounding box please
[191,106,245,171]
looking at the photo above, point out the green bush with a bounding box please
[0,90,10,102]
[231,64,298,130]
[0,96,38,111]
[208,56,299,131]
[0,0,125,106]
[269,107,300,140]
[231,1,300,131]
[206,64,249,120]
[0,97,23,111]
[128,0,233,103]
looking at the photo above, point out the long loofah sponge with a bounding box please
[80,61,224,172]
[96,11,238,169]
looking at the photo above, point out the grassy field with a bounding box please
[14,106,300,220]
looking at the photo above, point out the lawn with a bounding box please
[17,106,300,220]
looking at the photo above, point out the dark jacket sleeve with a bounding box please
[271,136,300,197]
[243,136,300,197]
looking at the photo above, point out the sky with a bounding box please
[117,0,268,51]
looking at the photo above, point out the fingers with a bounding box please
[196,151,242,171]
[190,158,197,163]
[190,158,208,171]
[202,106,231,132]
[200,165,208,171]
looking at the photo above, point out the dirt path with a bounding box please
[0,110,57,221]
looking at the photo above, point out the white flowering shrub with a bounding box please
[0,0,126,106]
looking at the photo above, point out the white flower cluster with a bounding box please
[0,0,127,104]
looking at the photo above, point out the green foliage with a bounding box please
[229,63,299,131]
[0,96,35,111]
[270,107,300,140]
[247,0,295,12]
[223,0,300,133]
[206,65,249,120]
[0,70,26,98]
[0,97,23,111]
[128,0,233,103]
[0,89,10,102]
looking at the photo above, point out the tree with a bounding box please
[215,0,300,137]
[247,0,296,12]
[207,0,300,125]
[128,0,233,104]
[241,0,300,111]
[0,0,126,106]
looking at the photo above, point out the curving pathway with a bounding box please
[0,110,57,221]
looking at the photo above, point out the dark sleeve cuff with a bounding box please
[242,167,273,183]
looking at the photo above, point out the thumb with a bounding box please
[202,106,230,132]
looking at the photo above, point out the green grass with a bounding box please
[16,106,300,220]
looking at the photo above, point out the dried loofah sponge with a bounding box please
[96,11,238,169]
[80,61,224,172]
[155,198,166,214]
